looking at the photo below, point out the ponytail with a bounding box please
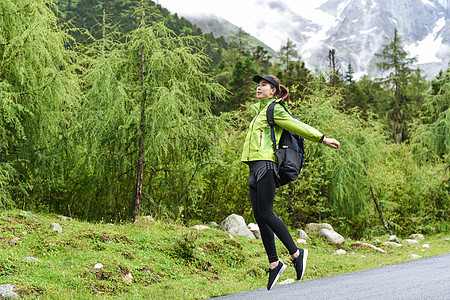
[267,75,290,105]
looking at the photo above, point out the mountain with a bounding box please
[187,14,278,57]
[181,0,450,79]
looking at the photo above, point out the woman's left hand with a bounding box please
[322,137,340,149]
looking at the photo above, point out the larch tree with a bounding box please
[77,4,227,220]
[0,0,81,208]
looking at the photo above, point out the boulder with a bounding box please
[382,242,403,248]
[409,234,424,241]
[49,223,63,233]
[134,216,154,226]
[297,239,307,245]
[305,223,333,233]
[318,229,345,246]
[0,284,19,299]
[190,225,210,231]
[220,214,246,232]
[404,239,419,244]
[228,226,255,239]
[333,249,347,255]
[297,230,310,240]
[209,221,219,227]
[247,223,261,239]
[388,235,399,243]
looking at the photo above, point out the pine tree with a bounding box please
[375,28,418,143]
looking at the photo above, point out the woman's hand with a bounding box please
[322,137,340,149]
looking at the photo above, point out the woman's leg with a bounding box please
[255,170,298,257]
[250,184,278,263]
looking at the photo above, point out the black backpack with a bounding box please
[266,101,305,187]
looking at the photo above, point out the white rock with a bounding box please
[93,263,103,269]
[24,257,40,262]
[404,239,419,244]
[410,254,422,259]
[333,249,347,255]
[248,223,261,239]
[388,235,399,243]
[305,223,333,233]
[220,214,246,232]
[318,229,345,246]
[297,230,310,240]
[382,241,403,248]
[409,234,425,241]
[360,243,386,253]
[278,278,295,285]
[422,244,430,248]
[229,226,255,239]
[190,225,210,231]
[49,223,63,233]
[297,239,307,245]
[122,273,133,283]
[209,221,219,227]
[134,215,154,225]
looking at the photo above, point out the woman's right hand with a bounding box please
[322,137,340,149]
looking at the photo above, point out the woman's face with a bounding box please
[256,80,276,99]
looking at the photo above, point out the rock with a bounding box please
[388,235,399,243]
[382,242,403,248]
[49,223,62,233]
[333,249,347,255]
[410,254,422,259]
[318,229,345,246]
[228,226,255,239]
[134,216,154,225]
[220,214,246,232]
[0,284,19,299]
[351,243,387,253]
[422,244,430,248]
[297,230,310,240]
[190,225,210,231]
[247,223,261,239]
[93,263,103,270]
[409,234,424,241]
[57,215,72,221]
[209,221,219,227]
[444,238,450,242]
[404,239,419,244]
[122,273,133,283]
[297,239,307,245]
[24,257,40,262]
[305,223,333,233]
[278,278,295,285]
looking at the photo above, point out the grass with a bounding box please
[0,209,449,299]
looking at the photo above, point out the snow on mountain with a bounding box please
[166,0,450,79]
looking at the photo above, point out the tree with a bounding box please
[0,0,81,208]
[375,28,419,143]
[75,6,227,220]
[327,49,342,88]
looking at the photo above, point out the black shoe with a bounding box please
[292,248,308,281]
[266,259,287,290]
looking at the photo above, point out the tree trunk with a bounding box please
[134,45,147,217]
[370,186,391,235]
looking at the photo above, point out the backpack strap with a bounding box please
[266,101,278,152]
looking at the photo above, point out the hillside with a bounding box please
[1,209,449,298]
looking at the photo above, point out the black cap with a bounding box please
[253,75,280,95]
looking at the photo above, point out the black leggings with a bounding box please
[250,169,298,263]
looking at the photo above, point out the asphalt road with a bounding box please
[213,253,450,300]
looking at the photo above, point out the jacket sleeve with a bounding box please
[273,104,323,143]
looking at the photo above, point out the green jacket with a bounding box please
[241,97,323,163]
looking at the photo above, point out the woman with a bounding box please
[241,75,340,290]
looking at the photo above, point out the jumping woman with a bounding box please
[241,75,340,290]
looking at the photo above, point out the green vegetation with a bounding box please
[1,209,449,299]
[1,0,449,248]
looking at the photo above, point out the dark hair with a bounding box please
[268,75,290,104]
